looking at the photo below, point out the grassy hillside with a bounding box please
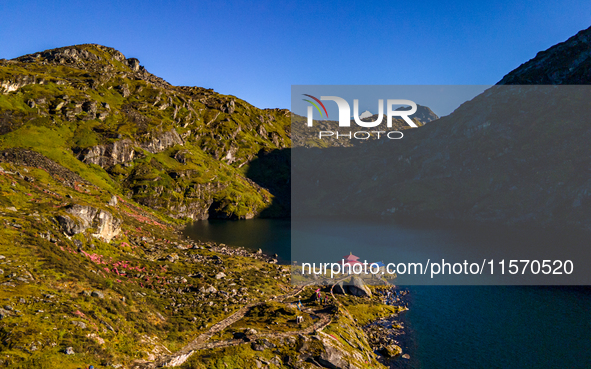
[0,45,405,369]
[0,44,291,220]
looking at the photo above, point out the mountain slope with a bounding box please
[1,44,291,220]
[498,25,591,85]
[293,26,591,231]
[2,25,591,367]
[0,45,392,369]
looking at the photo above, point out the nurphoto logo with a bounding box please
[303,94,418,140]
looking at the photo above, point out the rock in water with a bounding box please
[382,344,402,357]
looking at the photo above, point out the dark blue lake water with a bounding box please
[183,219,291,262]
[183,219,591,368]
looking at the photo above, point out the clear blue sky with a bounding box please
[1,0,590,110]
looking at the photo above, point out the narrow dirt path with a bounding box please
[133,282,317,368]
[132,276,400,368]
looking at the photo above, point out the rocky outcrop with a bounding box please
[76,130,183,168]
[2,43,292,221]
[57,204,121,242]
[318,345,357,369]
[133,181,222,220]
[498,25,591,85]
[108,195,118,206]
[137,195,212,221]
[76,139,136,168]
[0,74,44,94]
[56,214,86,236]
[382,344,402,357]
[126,58,140,72]
[333,281,347,295]
[346,276,372,298]
[14,44,172,89]
[316,338,362,369]
[332,277,372,297]
[140,129,184,154]
[17,46,100,65]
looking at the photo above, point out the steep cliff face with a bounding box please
[0,44,291,219]
[75,138,136,167]
[75,130,184,168]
